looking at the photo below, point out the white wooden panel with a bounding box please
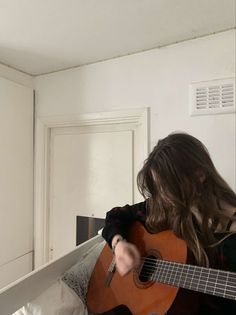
[0,77,33,266]
[0,252,32,290]
[50,129,133,259]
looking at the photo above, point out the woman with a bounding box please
[102,132,236,314]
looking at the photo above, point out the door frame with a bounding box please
[34,108,149,267]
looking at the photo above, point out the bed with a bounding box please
[0,234,105,315]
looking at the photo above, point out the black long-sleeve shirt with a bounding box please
[102,201,147,247]
[102,201,236,315]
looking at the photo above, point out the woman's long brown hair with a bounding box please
[137,132,236,266]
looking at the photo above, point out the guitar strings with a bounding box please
[136,268,236,299]
[139,260,236,279]
[137,268,236,289]
[136,258,236,291]
[139,256,236,278]
[136,272,236,298]
[138,258,236,284]
[137,267,236,287]
[139,257,236,281]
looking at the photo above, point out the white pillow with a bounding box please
[13,279,88,315]
[62,241,105,304]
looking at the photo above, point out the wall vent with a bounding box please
[190,77,235,116]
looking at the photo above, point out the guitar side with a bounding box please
[87,222,187,315]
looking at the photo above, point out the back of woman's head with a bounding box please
[138,132,219,207]
[137,132,236,265]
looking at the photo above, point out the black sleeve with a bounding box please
[102,200,147,247]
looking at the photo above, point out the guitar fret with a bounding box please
[176,263,184,287]
[195,265,202,292]
[182,264,190,288]
[203,268,210,293]
[172,260,179,285]
[223,272,229,297]
[159,259,168,284]
[152,258,160,281]
[166,259,176,285]
[189,265,196,289]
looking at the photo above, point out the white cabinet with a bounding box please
[0,77,33,289]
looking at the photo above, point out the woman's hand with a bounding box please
[112,237,140,276]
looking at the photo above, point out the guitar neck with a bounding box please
[152,260,236,300]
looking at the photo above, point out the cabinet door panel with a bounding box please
[50,128,133,259]
[0,77,33,288]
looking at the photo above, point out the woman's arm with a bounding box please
[102,200,147,247]
[102,201,147,276]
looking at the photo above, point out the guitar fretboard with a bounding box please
[141,258,236,300]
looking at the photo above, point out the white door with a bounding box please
[49,121,145,260]
[0,77,33,288]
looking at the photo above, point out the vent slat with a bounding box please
[196,107,207,110]
[209,104,220,108]
[222,101,234,105]
[196,93,207,96]
[196,103,207,107]
[222,103,234,107]
[196,95,207,98]
[222,84,233,87]
[221,93,234,98]
[222,99,234,102]
[208,97,220,100]
[222,90,233,93]
[208,86,219,89]
[196,103,207,106]
[209,101,220,105]
[222,90,233,94]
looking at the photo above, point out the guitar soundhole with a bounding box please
[139,255,157,283]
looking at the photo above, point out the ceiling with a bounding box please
[0,0,235,76]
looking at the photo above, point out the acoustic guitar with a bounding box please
[87,222,236,315]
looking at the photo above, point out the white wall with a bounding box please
[34,29,236,190]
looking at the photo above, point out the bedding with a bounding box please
[13,280,87,315]
[62,241,105,305]
[13,241,105,315]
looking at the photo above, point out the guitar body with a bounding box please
[87,222,187,315]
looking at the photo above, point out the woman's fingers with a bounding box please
[114,241,140,276]
[129,244,141,266]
